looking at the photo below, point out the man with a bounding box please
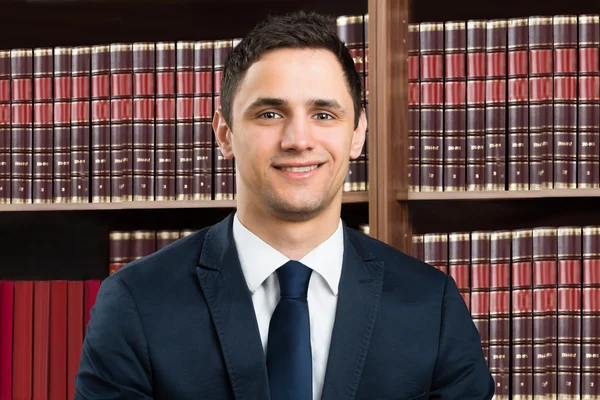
[75,11,494,400]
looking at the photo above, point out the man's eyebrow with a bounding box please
[245,97,288,112]
[307,98,345,112]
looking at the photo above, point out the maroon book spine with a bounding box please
[511,229,534,400]
[11,48,33,204]
[419,22,444,192]
[471,231,491,365]
[578,15,600,188]
[412,233,424,261]
[91,45,111,203]
[176,41,195,201]
[557,226,582,399]
[155,42,176,201]
[33,48,53,204]
[467,20,487,191]
[408,23,420,192]
[582,226,600,399]
[214,40,234,200]
[553,16,578,189]
[71,46,90,203]
[529,17,554,190]
[444,22,467,192]
[109,230,131,274]
[423,233,448,273]
[53,47,72,204]
[0,51,9,204]
[133,42,155,202]
[489,230,511,398]
[508,18,530,191]
[533,227,558,399]
[132,230,156,260]
[485,20,507,191]
[449,232,470,309]
[193,41,213,201]
[156,230,180,250]
[110,43,133,203]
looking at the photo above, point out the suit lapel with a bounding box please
[196,214,271,400]
[321,227,385,400]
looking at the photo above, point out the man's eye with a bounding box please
[259,112,281,119]
[314,113,333,120]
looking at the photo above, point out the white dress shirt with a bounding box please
[232,212,344,400]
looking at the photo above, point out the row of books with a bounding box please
[409,14,600,192]
[0,13,369,204]
[0,279,101,400]
[412,226,600,399]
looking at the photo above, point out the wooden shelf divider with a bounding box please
[403,188,600,201]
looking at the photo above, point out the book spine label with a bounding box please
[214,40,234,200]
[449,232,470,309]
[33,48,53,204]
[444,22,466,192]
[71,46,91,203]
[193,41,214,200]
[176,41,195,201]
[110,43,133,202]
[0,51,9,204]
[424,233,448,273]
[583,225,600,398]
[133,42,155,201]
[156,42,176,201]
[91,45,110,203]
[508,18,529,191]
[408,24,420,191]
[471,231,491,365]
[11,49,33,204]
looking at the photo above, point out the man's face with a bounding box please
[216,48,366,221]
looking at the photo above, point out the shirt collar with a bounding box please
[232,212,344,296]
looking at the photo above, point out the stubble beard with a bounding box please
[261,180,333,222]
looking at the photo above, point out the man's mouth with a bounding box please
[276,164,322,172]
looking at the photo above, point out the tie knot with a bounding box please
[276,260,312,299]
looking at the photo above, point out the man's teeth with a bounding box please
[280,165,319,172]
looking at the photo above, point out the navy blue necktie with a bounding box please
[266,260,313,400]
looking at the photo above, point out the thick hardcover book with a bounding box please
[424,233,448,273]
[471,231,491,365]
[54,47,73,203]
[132,230,156,260]
[511,229,534,400]
[12,280,33,400]
[156,230,180,250]
[582,226,600,399]
[578,15,600,189]
[109,230,132,274]
[412,233,424,261]
[0,281,14,400]
[67,280,84,400]
[11,49,33,204]
[444,22,467,191]
[529,17,554,190]
[83,280,101,335]
[213,40,234,200]
[156,42,176,201]
[49,281,68,400]
[553,16,578,189]
[489,230,511,399]
[449,232,470,309]
[467,20,487,191]
[91,45,111,203]
[0,51,8,204]
[110,43,133,202]
[133,42,155,201]
[419,22,444,192]
[176,41,195,201]
[408,23,420,192]
[33,48,54,204]
[71,46,91,203]
[32,280,50,400]
[193,41,214,200]
[508,18,530,191]
[557,226,582,399]
[533,227,558,399]
[485,20,507,191]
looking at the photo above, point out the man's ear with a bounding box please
[349,108,367,160]
[212,108,234,159]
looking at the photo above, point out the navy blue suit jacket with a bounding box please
[75,213,494,399]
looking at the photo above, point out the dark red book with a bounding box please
[0,51,9,204]
[71,46,91,203]
[578,15,600,188]
[471,231,491,365]
[449,232,470,309]
[11,49,33,204]
[411,233,424,261]
[67,281,84,400]
[49,281,68,400]
[132,230,156,260]
[408,23,420,192]
[156,230,180,250]
[54,47,73,204]
[511,229,533,399]
[33,47,54,204]
[91,45,111,203]
[423,233,448,273]
[83,280,101,336]
[0,281,14,400]
[110,43,133,203]
[32,281,50,400]
[12,280,33,400]
[583,226,600,398]
[176,41,195,201]
[133,42,155,202]
[156,42,176,201]
[109,230,132,274]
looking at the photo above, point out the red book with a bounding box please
[13,280,33,400]
[33,48,54,204]
[71,46,91,203]
[91,45,111,203]
[583,226,600,398]
[32,281,50,400]
[176,41,195,201]
[0,281,14,400]
[156,42,176,201]
[84,280,101,336]
[0,51,9,204]
[471,231,491,365]
[54,47,73,204]
[449,232,470,309]
[109,230,132,274]
[49,281,67,400]
[67,281,84,400]
[423,233,448,273]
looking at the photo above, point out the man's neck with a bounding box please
[236,195,342,261]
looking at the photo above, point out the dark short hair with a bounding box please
[220,11,363,129]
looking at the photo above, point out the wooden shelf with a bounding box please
[0,191,368,212]
[402,188,600,201]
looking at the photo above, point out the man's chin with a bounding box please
[265,195,327,222]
